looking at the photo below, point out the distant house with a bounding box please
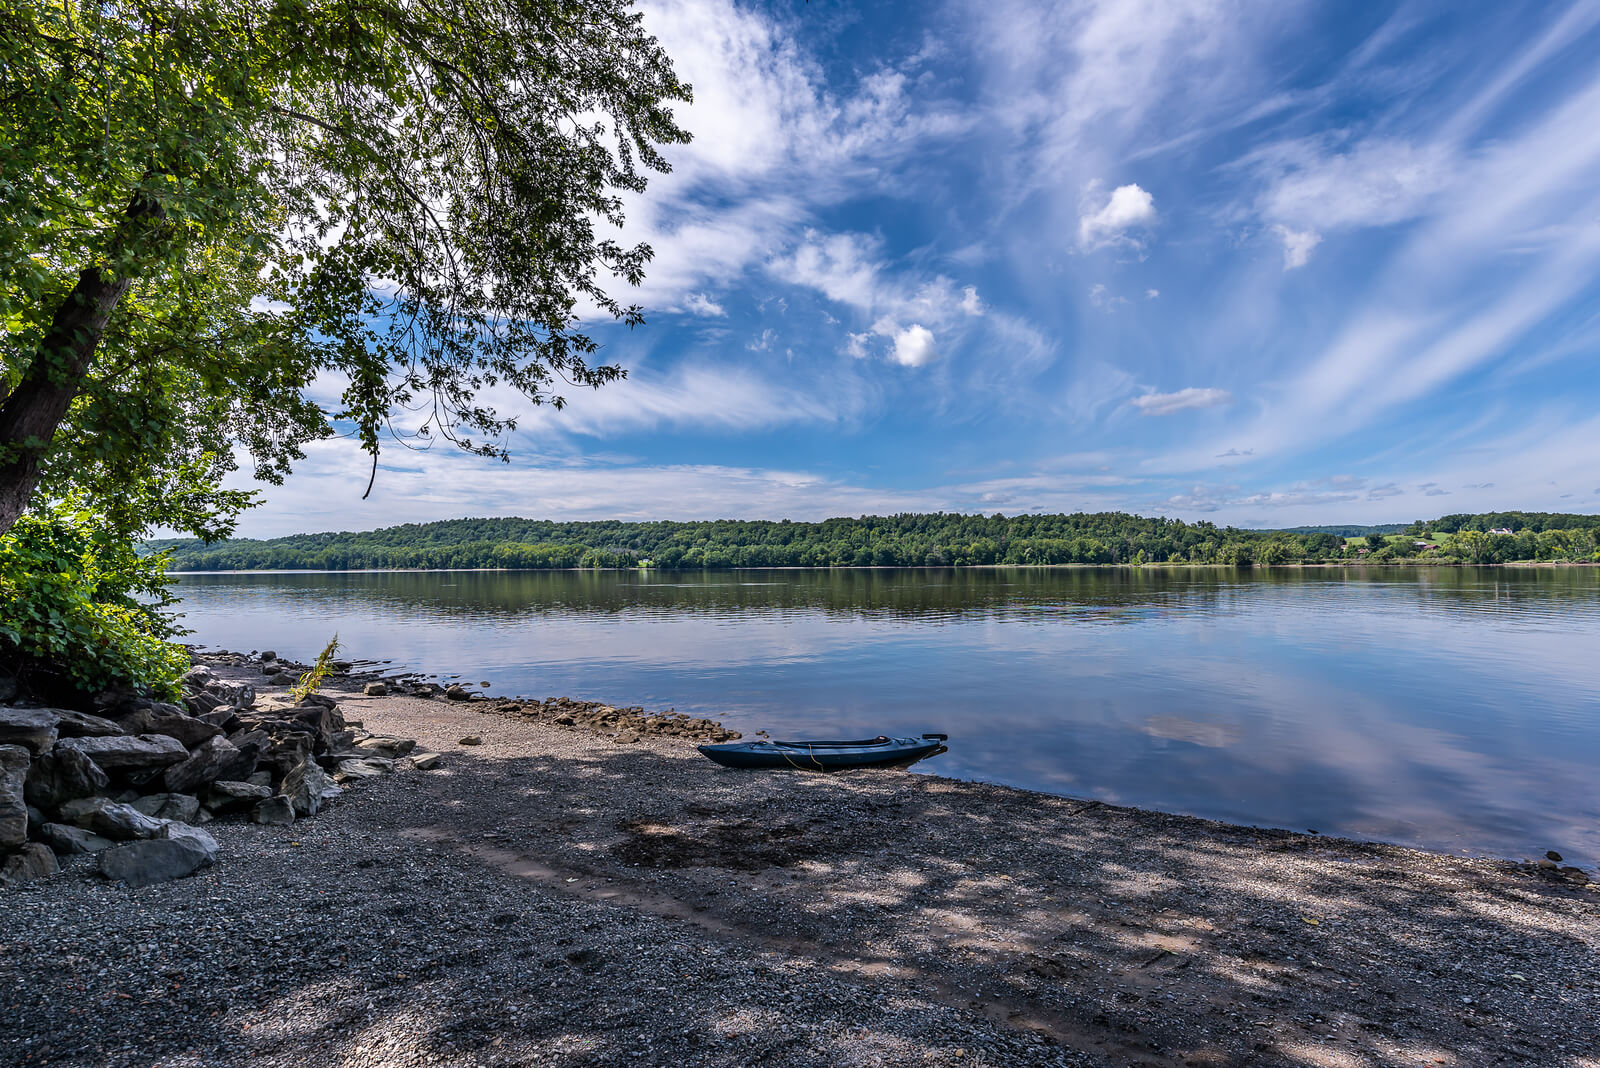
[1414,541,1438,550]
[1487,527,1513,536]
[1357,547,1370,554]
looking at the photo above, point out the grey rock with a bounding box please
[362,681,389,696]
[408,752,442,771]
[206,780,272,814]
[183,692,224,716]
[213,729,264,782]
[131,793,201,823]
[281,759,342,816]
[445,684,472,701]
[268,672,295,686]
[0,745,29,850]
[36,822,115,855]
[158,821,218,864]
[204,680,256,707]
[458,735,484,746]
[58,797,167,840]
[0,675,15,703]
[24,745,109,809]
[163,735,240,793]
[261,732,313,776]
[99,837,207,887]
[356,736,415,758]
[0,708,59,755]
[58,733,187,769]
[51,709,125,738]
[253,795,295,825]
[333,756,393,783]
[183,666,216,687]
[0,842,59,887]
[261,661,280,675]
[26,803,44,828]
[116,705,221,748]
[245,771,273,788]
[259,651,277,662]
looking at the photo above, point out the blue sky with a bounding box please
[241,0,1600,537]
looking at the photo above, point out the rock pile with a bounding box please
[0,662,424,890]
[472,695,742,744]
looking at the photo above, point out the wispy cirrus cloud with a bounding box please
[1131,388,1232,416]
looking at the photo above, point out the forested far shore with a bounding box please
[144,511,1600,571]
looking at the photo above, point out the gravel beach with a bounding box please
[3,662,1597,1068]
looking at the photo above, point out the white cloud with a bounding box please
[960,285,984,315]
[1078,182,1157,249]
[1131,387,1233,416]
[681,293,727,317]
[1252,137,1453,236]
[1145,288,1160,299]
[1272,224,1322,269]
[843,332,873,359]
[745,329,776,352]
[890,324,937,367]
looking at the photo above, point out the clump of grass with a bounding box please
[291,634,341,701]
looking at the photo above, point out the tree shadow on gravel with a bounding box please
[4,741,1596,1068]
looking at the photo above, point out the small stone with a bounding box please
[260,651,277,662]
[355,736,415,758]
[333,757,393,782]
[613,731,641,744]
[408,753,441,771]
[269,673,296,685]
[1536,858,1559,870]
[445,684,472,701]
[458,736,483,746]
[158,821,218,864]
[362,682,389,697]
[0,842,59,887]
[1546,850,1564,863]
[253,795,295,826]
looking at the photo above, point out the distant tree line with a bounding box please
[146,512,1600,571]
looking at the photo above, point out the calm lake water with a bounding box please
[169,567,1600,865]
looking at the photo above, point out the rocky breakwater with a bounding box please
[0,663,428,890]
[451,693,742,745]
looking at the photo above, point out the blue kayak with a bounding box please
[697,734,948,770]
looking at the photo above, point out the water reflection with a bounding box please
[169,567,1600,864]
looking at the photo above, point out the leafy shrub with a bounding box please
[0,508,188,700]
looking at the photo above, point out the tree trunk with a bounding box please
[0,193,166,537]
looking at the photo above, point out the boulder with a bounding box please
[445,684,471,701]
[183,692,224,716]
[458,735,483,746]
[116,705,221,748]
[261,661,280,675]
[0,708,59,755]
[51,709,125,739]
[408,752,442,771]
[280,759,342,816]
[131,793,201,823]
[0,745,30,850]
[163,735,240,794]
[259,651,277,662]
[268,672,295,686]
[253,796,295,826]
[36,822,115,855]
[57,733,187,769]
[333,756,393,783]
[58,797,167,840]
[356,736,415,759]
[183,665,216,687]
[23,746,109,809]
[99,837,208,887]
[245,770,273,789]
[197,708,242,733]
[158,821,218,864]
[214,730,265,782]
[204,680,256,707]
[0,842,59,887]
[362,681,389,696]
[205,780,272,814]
[260,732,314,777]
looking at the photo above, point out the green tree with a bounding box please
[0,0,690,537]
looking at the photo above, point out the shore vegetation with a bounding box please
[149,510,1600,571]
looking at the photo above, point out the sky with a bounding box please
[236,0,1600,537]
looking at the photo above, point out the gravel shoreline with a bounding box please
[3,663,1597,1067]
